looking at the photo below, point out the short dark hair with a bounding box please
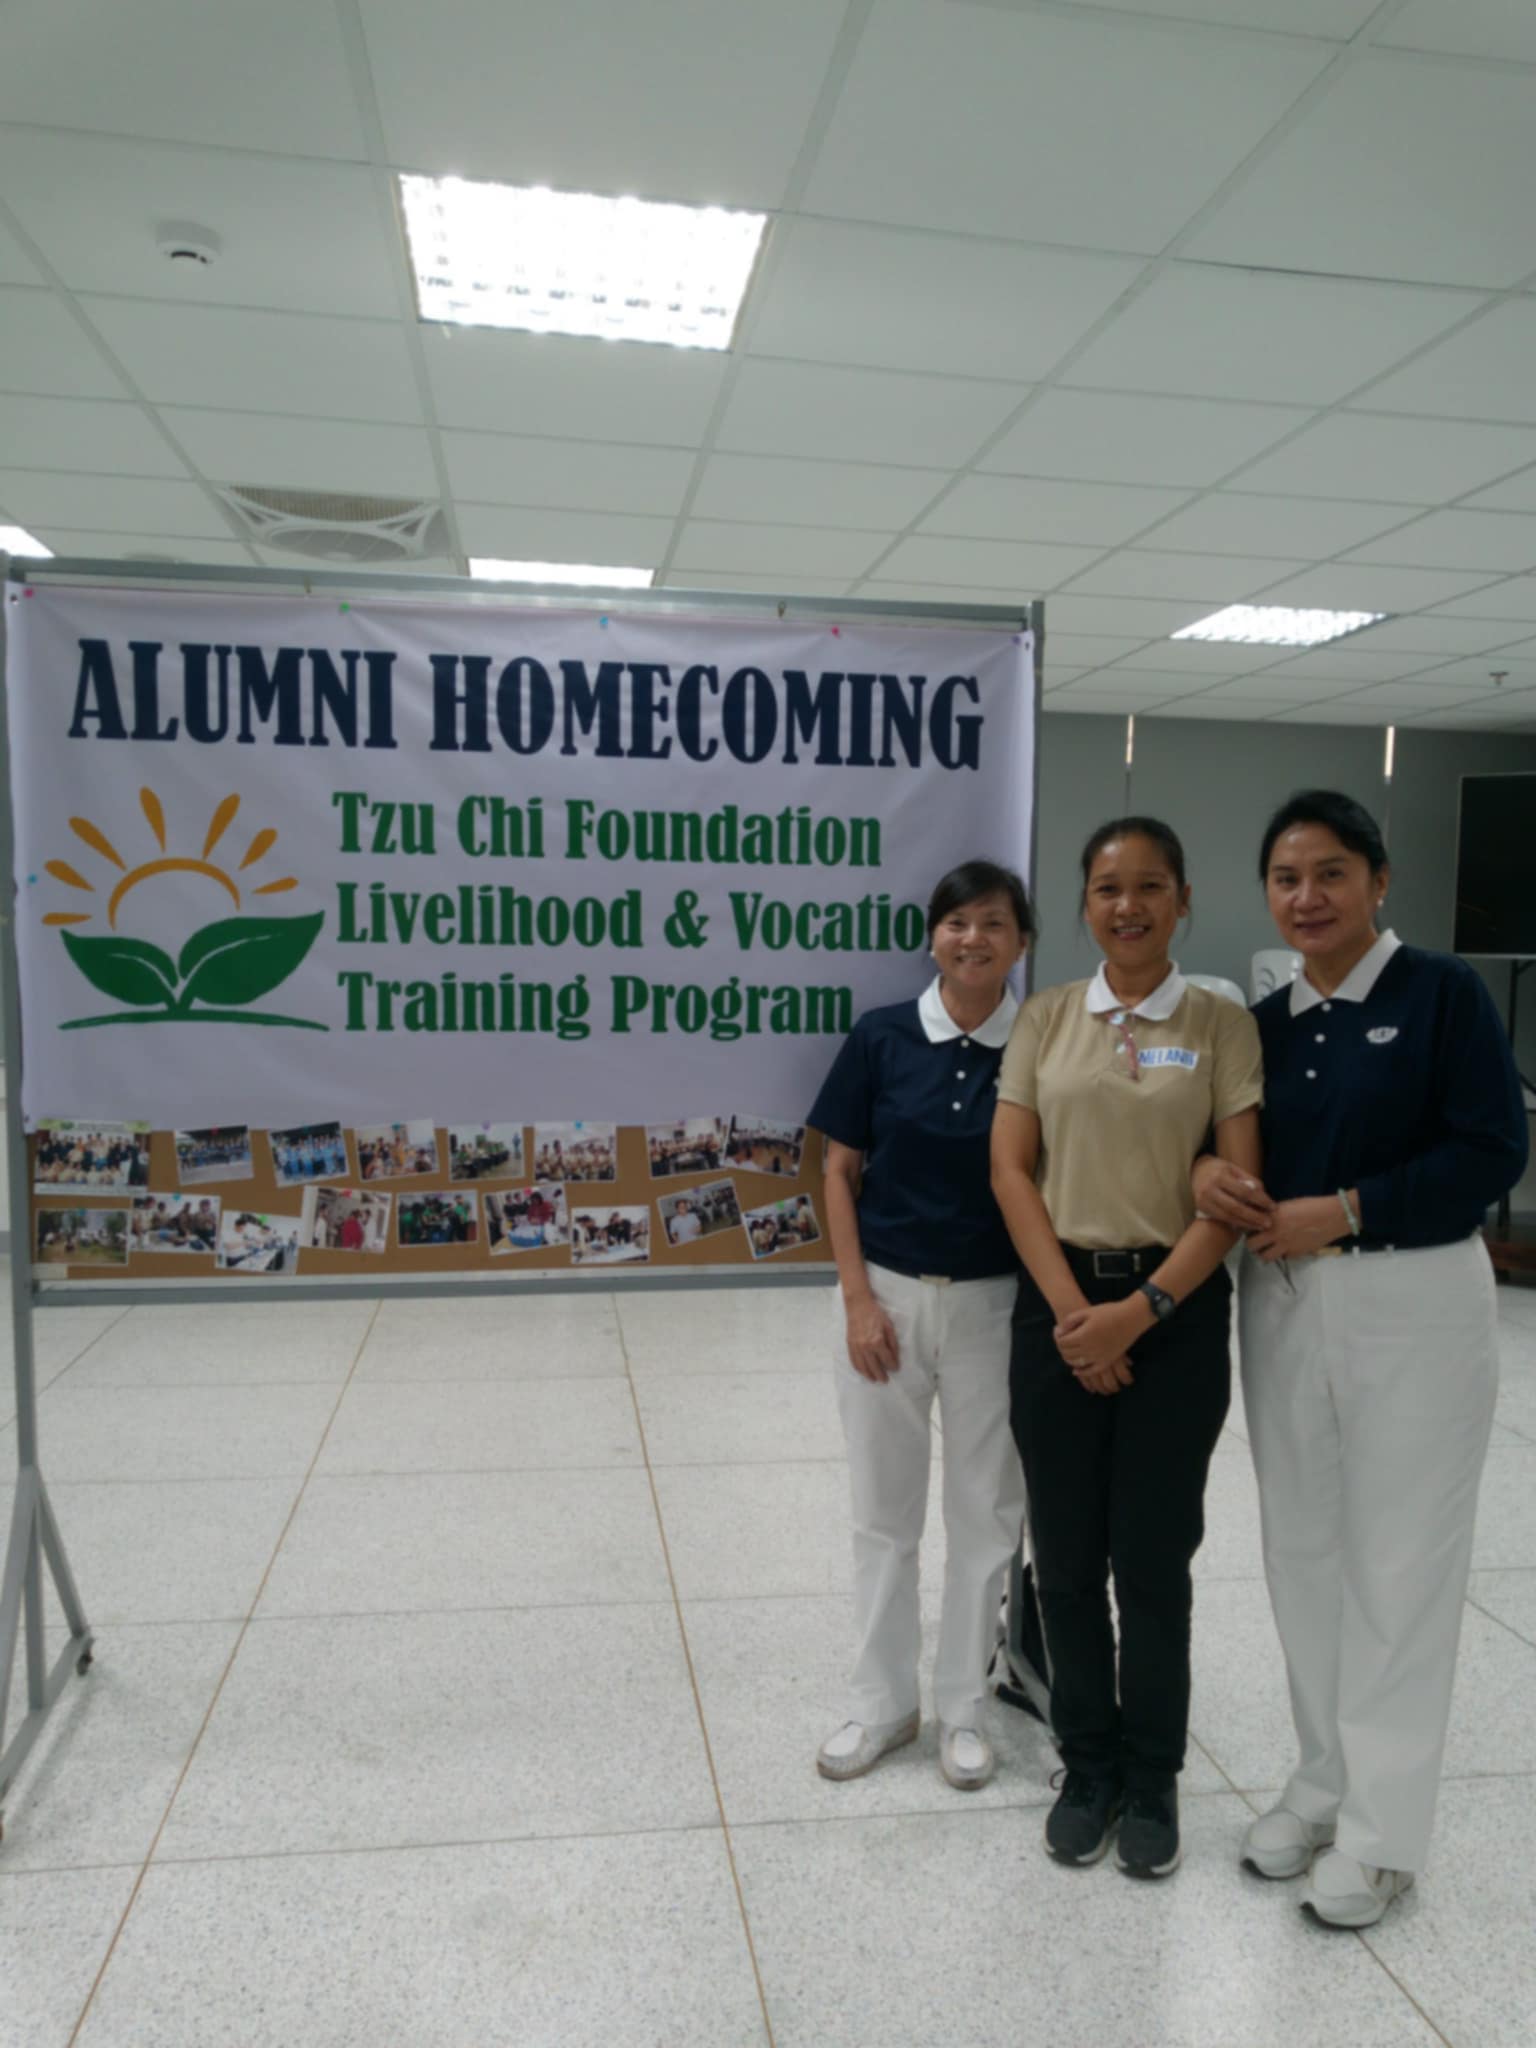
[926,860,1035,940]
[1079,816,1188,895]
[1258,789,1388,881]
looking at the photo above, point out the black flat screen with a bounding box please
[1455,774,1536,957]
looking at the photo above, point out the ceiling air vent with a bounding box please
[217,484,450,564]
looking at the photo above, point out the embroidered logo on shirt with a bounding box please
[1137,1047,1199,1070]
[1366,1027,1399,1045]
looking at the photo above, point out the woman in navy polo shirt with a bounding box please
[1198,789,1526,1929]
[809,858,1032,1794]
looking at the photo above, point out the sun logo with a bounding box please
[45,788,326,1033]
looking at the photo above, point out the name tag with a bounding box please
[1138,1047,1199,1070]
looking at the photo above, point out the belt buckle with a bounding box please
[1091,1250,1131,1279]
[917,1273,952,1287]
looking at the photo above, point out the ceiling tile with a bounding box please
[1143,696,1300,721]
[691,454,944,530]
[1345,509,1536,573]
[1342,615,1536,656]
[1044,592,1211,637]
[25,530,257,566]
[1061,265,1479,405]
[0,395,186,477]
[0,133,402,320]
[1029,1,1377,31]
[360,0,845,206]
[162,410,439,498]
[1059,549,1302,601]
[1406,653,1536,690]
[1034,632,1149,668]
[423,329,726,443]
[1185,54,1536,287]
[0,1,367,158]
[1255,647,1455,684]
[1112,640,1295,675]
[0,471,232,540]
[803,0,1328,251]
[981,391,1308,487]
[1378,0,1536,63]
[1429,580,1536,622]
[254,548,458,578]
[1463,466,1536,515]
[671,521,890,579]
[1136,491,1422,558]
[1254,563,1503,611]
[1340,682,1497,712]
[85,301,421,423]
[1357,302,1536,423]
[453,504,675,569]
[1410,690,1536,728]
[1229,414,1536,502]
[0,287,123,400]
[716,360,1022,468]
[920,477,1190,547]
[1043,698,1134,717]
[857,579,1039,614]
[1186,670,1345,698]
[749,220,1141,380]
[660,572,853,597]
[875,534,1104,592]
[0,215,41,286]
[1267,701,1399,724]
[443,435,695,518]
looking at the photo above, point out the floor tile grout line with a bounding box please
[1464,1593,1536,1654]
[61,1296,386,2048]
[613,1298,779,2048]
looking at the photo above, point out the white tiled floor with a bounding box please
[1,1276,1534,2048]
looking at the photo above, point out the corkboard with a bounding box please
[29,1122,830,1283]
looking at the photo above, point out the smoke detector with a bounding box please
[156,221,222,267]
[217,484,451,564]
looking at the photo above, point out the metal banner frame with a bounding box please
[0,551,1042,1834]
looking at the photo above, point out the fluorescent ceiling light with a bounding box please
[0,525,52,558]
[469,558,654,589]
[1172,604,1387,648]
[400,174,766,351]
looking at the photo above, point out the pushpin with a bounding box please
[598,615,609,628]
[831,624,840,636]
[340,602,350,613]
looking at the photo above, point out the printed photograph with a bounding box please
[398,1190,480,1246]
[571,1206,651,1267]
[658,1179,743,1248]
[486,1183,569,1255]
[646,1118,729,1179]
[268,1122,349,1187]
[218,1211,302,1274]
[174,1126,255,1186]
[301,1185,392,1254]
[356,1120,440,1180]
[726,1114,806,1178]
[743,1193,823,1261]
[533,1121,618,1183]
[35,1120,151,1195]
[130,1193,220,1255]
[36,1208,129,1267]
[447,1123,526,1183]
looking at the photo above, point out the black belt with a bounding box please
[1060,1243,1169,1281]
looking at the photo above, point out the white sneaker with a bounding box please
[1241,1805,1336,1880]
[816,1712,920,1782]
[1302,1849,1415,1928]
[939,1725,994,1791]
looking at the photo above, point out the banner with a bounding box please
[5,585,1034,1128]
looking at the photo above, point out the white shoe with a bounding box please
[1302,1849,1415,1928]
[816,1712,920,1782]
[1241,1805,1336,1880]
[939,1725,994,1791]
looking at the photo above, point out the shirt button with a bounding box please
[1306,1069,1317,1080]
[956,1069,967,1079]
[1321,1002,1332,1013]
[1315,1033,1325,1044]
[961,1037,971,1047]
[952,1101,962,1111]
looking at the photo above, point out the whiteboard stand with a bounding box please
[0,564,95,1843]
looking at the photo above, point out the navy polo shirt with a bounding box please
[1255,937,1527,1248]
[808,978,1020,1281]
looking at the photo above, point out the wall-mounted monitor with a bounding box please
[1455,773,1536,958]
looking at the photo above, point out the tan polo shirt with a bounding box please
[996,966,1264,1251]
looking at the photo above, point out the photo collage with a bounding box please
[33,1110,825,1276]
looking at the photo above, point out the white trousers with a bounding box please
[1240,1236,1498,1872]
[834,1264,1026,1729]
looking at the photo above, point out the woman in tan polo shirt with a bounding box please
[991,816,1263,1880]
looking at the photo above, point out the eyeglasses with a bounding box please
[1108,1008,1141,1083]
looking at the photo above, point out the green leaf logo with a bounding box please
[176,912,324,1011]
[60,931,179,1008]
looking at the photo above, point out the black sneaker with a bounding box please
[1117,1787,1181,1879]
[1044,1770,1124,1865]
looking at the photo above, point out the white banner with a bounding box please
[5,585,1034,1128]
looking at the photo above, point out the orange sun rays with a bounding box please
[44,788,298,930]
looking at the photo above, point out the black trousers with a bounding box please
[1009,1257,1231,1793]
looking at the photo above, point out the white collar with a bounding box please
[1290,929,1401,1015]
[918,974,1018,1047]
[1084,962,1187,1022]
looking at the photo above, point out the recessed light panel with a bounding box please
[469,558,654,589]
[400,174,767,351]
[0,525,52,558]
[1172,604,1387,648]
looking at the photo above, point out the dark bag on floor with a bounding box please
[988,1553,1054,1734]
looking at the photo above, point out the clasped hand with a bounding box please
[1189,1158,1349,1261]
[1053,1300,1140,1397]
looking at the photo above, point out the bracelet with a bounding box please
[1337,1188,1362,1237]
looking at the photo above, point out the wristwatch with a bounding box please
[1138,1281,1177,1322]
